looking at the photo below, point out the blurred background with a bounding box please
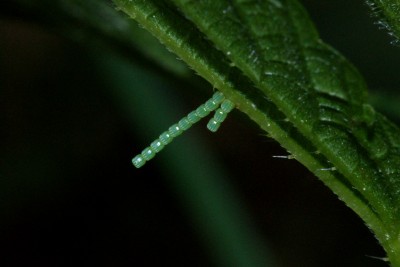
[1,0,399,266]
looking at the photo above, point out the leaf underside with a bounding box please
[113,0,400,263]
[366,0,400,44]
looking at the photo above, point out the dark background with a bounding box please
[1,0,399,266]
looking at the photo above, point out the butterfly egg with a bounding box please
[196,104,210,118]
[168,124,183,137]
[205,98,219,111]
[150,140,164,153]
[206,108,226,132]
[220,99,235,113]
[213,109,227,122]
[206,99,235,133]
[207,118,220,132]
[159,131,173,145]
[178,117,192,131]
[142,147,156,161]
[205,92,225,111]
[187,110,202,124]
[212,91,225,103]
[132,154,146,168]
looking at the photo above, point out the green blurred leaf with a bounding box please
[7,0,190,76]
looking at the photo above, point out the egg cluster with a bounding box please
[132,92,234,168]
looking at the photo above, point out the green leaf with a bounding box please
[7,0,191,77]
[367,0,400,43]
[113,0,400,264]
